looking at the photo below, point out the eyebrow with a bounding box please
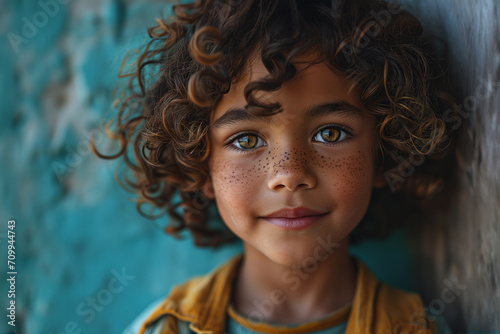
[211,101,363,131]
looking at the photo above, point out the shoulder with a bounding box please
[376,281,454,333]
[125,254,243,334]
[348,258,439,334]
[376,280,426,318]
[375,282,437,332]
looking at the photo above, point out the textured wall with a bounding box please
[0,1,241,333]
[1,0,498,333]
[401,0,500,332]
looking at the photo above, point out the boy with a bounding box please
[95,0,456,332]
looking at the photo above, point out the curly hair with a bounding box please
[92,0,457,247]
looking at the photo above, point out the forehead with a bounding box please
[210,55,362,124]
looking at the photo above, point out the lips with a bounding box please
[260,207,329,230]
[262,207,327,219]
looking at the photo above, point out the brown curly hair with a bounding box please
[92,0,457,247]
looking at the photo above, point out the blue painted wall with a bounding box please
[0,1,435,333]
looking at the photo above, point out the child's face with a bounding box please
[203,56,384,266]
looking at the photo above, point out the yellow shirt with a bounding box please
[139,254,437,334]
[226,299,350,333]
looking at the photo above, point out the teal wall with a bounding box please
[1,1,241,333]
[0,0,475,333]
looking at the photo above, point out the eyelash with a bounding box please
[224,124,353,153]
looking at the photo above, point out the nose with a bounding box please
[267,149,317,192]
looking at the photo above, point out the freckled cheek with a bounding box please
[210,159,262,213]
[320,154,373,210]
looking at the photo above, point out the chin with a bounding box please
[263,245,329,269]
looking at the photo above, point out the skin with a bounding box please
[202,55,385,324]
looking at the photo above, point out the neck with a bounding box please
[231,237,357,324]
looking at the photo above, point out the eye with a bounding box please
[313,126,350,144]
[228,132,266,151]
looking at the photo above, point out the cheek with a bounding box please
[210,156,266,236]
[210,157,261,214]
[318,151,373,210]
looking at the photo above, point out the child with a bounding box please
[95,0,457,332]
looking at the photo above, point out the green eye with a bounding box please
[229,132,266,151]
[237,135,258,149]
[320,128,340,142]
[314,126,349,144]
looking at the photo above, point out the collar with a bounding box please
[140,253,431,334]
[141,254,244,333]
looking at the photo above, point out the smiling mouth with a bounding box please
[260,213,328,230]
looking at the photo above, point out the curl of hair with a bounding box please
[93,0,458,247]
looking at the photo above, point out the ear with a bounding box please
[201,177,215,199]
[373,165,386,189]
